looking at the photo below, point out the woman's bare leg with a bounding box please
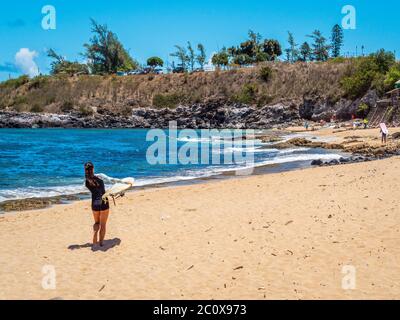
[99,210,110,246]
[92,211,100,245]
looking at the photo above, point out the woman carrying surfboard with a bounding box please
[84,162,110,247]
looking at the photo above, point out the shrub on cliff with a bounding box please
[357,103,370,118]
[78,106,94,116]
[259,65,273,82]
[28,75,50,90]
[30,104,44,113]
[232,83,258,104]
[60,101,74,113]
[153,93,183,109]
[384,63,400,89]
[341,49,396,98]
[0,75,29,89]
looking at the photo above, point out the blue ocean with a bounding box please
[0,129,342,203]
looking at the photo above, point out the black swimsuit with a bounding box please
[86,176,110,211]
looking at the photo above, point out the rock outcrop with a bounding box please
[0,101,300,129]
[299,90,379,122]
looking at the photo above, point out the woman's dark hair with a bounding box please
[85,162,99,187]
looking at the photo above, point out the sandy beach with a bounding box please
[1,127,400,300]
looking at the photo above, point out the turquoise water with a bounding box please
[0,129,342,202]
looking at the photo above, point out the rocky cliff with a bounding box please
[0,101,300,129]
[0,61,383,128]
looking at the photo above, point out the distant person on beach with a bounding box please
[380,124,388,144]
[304,121,309,131]
[84,162,110,247]
[363,118,369,129]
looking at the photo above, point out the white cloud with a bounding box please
[15,48,39,77]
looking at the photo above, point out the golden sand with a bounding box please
[0,128,399,300]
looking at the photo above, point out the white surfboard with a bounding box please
[380,123,389,135]
[102,177,135,204]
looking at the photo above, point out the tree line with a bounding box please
[47,20,345,76]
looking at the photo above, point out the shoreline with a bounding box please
[0,128,342,213]
[2,126,400,213]
[0,148,339,214]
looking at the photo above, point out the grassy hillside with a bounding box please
[0,61,354,115]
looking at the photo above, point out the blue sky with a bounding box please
[0,0,399,80]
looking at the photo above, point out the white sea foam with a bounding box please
[0,184,87,203]
[0,150,343,204]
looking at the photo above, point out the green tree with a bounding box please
[212,48,229,69]
[47,49,89,75]
[384,63,400,88]
[83,19,137,74]
[231,54,253,66]
[262,39,282,61]
[248,30,262,47]
[331,24,344,58]
[308,30,330,61]
[341,49,396,98]
[170,45,190,71]
[187,42,196,71]
[227,30,265,66]
[374,49,396,73]
[299,42,312,62]
[196,44,207,70]
[147,56,164,69]
[285,32,299,63]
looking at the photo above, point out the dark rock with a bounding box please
[0,101,300,129]
[392,132,400,140]
[311,159,323,166]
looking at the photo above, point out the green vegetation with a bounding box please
[285,32,299,63]
[262,39,282,62]
[330,24,344,58]
[47,49,89,76]
[211,48,229,69]
[84,19,138,74]
[212,30,282,68]
[153,93,184,108]
[308,30,330,62]
[28,75,50,90]
[258,65,273,82]
[341,49,397,98]
[284,25,342,63]
[196,44,207,70]
[170,45,189,71]
[0,75,29,89]
[78,105,93,116]
[299,42,312,62]
[170,42,206,72]
[187,42,196,71]
[232,83,258,104]
[147,57,164,69]
[384,63,400,88]
[357,103,370,117]
[30,104,44,113]
[60,101,74,113]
